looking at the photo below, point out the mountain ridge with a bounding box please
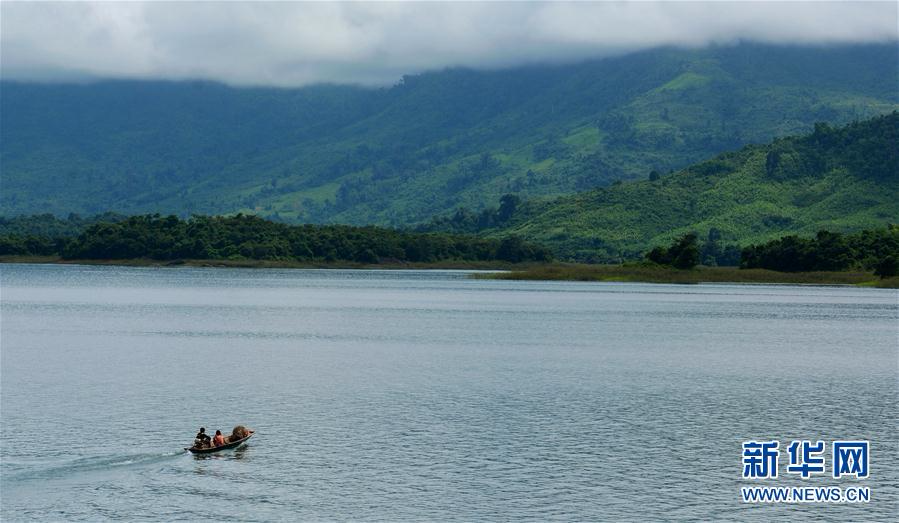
[2,43,897,226]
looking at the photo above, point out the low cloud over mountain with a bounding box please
[2,1,897,87]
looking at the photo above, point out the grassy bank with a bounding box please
[0,255,526,271]
[476,264,899,288]
[4,256,896,288]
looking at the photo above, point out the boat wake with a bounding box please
[6,451,185,482]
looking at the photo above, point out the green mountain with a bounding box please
[449,112,898,261]
[2,44,897,225]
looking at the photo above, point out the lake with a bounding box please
[1,264,896,521]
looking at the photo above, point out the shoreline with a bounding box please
[0,255,524,271]
[474,263,899,288]
[3,256,896,288]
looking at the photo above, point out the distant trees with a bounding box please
[762,112,898,181]
[0,235,63,256]
[496,235,548,263]
[643,227,899,273]
[765,150,780,177]
[532,135,569,162]
[740,227,899,273]
[0,213,553,264]
[497,194,521,222]
[418,194,525,234]
[645,233,700,269]
[700,228,741,266]
[874,256,898,279]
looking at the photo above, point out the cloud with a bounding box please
[2,1,897,87]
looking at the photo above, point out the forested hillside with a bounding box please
[449,113,898,261]
[2,44,896,225]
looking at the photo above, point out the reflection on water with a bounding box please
[1,265,896,521]
[191,445,251,462]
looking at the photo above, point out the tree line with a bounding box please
[645,229,742,268]
[740,227,898,276]
[5,213,896,275]
[0,214,553,264]
[646,226,899,277]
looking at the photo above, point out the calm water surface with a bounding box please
[1,264,897,521]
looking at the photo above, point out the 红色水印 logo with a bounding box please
[740,439,869,503]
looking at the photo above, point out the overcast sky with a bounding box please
[2,1,897,87]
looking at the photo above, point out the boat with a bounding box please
[185,430,254,454]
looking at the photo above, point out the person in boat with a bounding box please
[195,427,212,449]
[212,429,226,447]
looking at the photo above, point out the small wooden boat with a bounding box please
[185,430,254,454]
